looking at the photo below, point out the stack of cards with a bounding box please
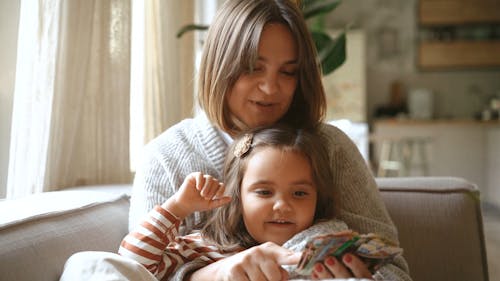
[295,230,403,275]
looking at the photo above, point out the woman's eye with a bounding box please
[243,66,262,74]
[281,70,297,76]
[251,64,264,72]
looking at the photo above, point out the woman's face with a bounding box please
[226,23,298,129]
[240,147,317,245]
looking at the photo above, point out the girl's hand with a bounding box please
[162,172,231,219]
[311,254,372,280]
[189,242,301,281]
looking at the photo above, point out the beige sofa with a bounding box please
[0,177,489,281]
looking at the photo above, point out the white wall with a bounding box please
[0,0,20,198]
[324,30,366,122]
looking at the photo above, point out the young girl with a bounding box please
[119,125,354,280]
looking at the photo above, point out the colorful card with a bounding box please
[295,230,403,275]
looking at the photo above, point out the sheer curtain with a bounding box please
[130,0,195,170]
[7,0,132,198]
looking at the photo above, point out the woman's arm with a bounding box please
[320,124,412,280]
[321,124,398,239]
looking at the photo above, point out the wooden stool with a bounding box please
[371,135,432,177]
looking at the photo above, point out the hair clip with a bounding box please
[234,133,253,158]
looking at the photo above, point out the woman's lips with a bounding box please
[250,99,276,107]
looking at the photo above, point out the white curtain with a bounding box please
[7,0,132,198]
[130,0,195,170]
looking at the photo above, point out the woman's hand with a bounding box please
[189,242,301,281]
[162,172,231,219]
[311,253,372,280]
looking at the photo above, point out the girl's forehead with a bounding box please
[245,146,309,167]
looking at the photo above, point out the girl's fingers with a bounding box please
[259,259,283,281]
[192,173,226,201]
[199,174,225,200]
[194,172,204,191]
[215,182,226,198]
[209,196,232,208]
[200,174,217,198]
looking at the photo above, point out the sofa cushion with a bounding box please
[377,177,488,281]
[0,186,131,281]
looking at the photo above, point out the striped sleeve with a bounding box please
[119,205,234,279]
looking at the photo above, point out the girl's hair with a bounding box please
[198,0,326,136]
[201,124,335,248]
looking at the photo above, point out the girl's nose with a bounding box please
[273,198,292,213]
[258,73,278,95]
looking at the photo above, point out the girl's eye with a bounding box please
[255,189,272,196]
[294,191,308,197]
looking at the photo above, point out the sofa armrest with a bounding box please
[0,186,131,281]
[377,177,489,281]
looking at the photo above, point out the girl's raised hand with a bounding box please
[162,172,231,219]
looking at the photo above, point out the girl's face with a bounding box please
[226,23,298,130]
[240,147,317,245]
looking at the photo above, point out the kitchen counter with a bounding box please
[374,118,500,126]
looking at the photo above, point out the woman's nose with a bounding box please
[258,72,278,95]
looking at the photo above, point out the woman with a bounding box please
[128,0,410,280]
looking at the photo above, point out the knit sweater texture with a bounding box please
[128,113,412,280]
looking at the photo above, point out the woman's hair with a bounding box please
[201,124,335,248]
[198,0,326,135]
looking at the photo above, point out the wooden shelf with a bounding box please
[418,40,500,69]
[419,0,500,25]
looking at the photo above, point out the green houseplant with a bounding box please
[177,0,346,76]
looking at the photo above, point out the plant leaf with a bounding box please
[302,0,342,19]
[311,31,346,75]
[176,24,209,38]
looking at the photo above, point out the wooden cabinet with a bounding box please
[418,0,500,69]
[419,40,500,69]
[419,0,500,25]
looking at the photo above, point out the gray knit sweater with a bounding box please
[128,113,412,281]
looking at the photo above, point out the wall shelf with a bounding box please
[418,0,500,69]
[419,40,500,69]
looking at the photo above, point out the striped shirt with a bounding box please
[119,205,242,279]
